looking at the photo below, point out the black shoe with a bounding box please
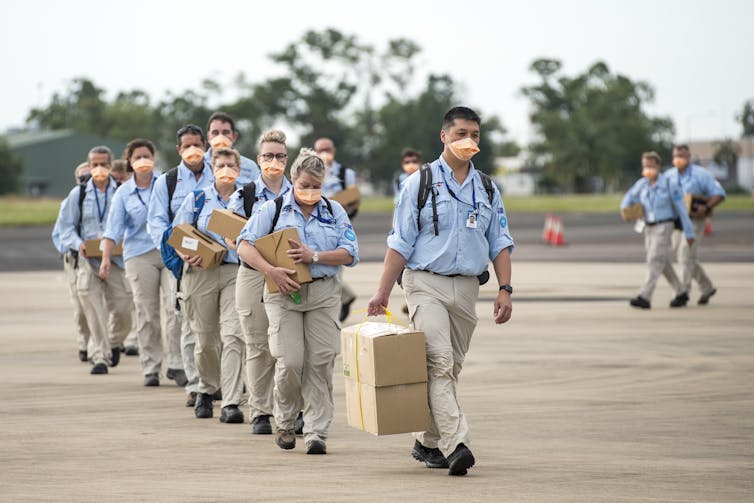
[447,443,475,476]
[698,288,717,305]
[339,298,355,322]
[251,415,272,435]
[91,363,108,375]
[212,389,223,401]
[275,429,296,450]
[110,346,122,367]
[220,405,244,424]
[194,393,213,419]
[306,439,327,455]
[124,346,139,356]
[669,292,689,308]
[78,350,88,362]
[166,368,188,387]
[144,373,159,387]
[185,392,197,408]
[294,411,304,435]
[411,440,449,469]
[629,296,651,309]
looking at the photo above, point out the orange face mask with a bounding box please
[90,166,110,183]
[261,159,285,177]
[296,188,322,206]
[672,157,689,169]
[214,167,238,185]
[642,167,658,180]
[402,161,420,175]
[132,158,154,174]
[448,137,480,161]
[210,135,233,150]
[181,146,204,165]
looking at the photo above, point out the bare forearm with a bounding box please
[101,238,115,262]
[318,248,355,266]
[492,247,512,286]
[376,249,407,295]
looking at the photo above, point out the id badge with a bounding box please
[466,210,478,229]
[648,211,655,223]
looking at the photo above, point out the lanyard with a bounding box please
[134,177,156,208]
[94,186,108,223]
[439,162,477,212]
[314,206,335,225]
[645,182,657,212]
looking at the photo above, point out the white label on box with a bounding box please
[181,237,199,251]
[99,240,106,252]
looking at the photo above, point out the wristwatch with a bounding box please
[312,252,319,264]
[499,284,513,294]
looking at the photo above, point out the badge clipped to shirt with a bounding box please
[466,209,478,229]
[647,211,656,223]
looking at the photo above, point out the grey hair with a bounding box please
[290,148,325,182]
[88,145,113,164]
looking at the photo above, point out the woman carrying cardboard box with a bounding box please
[237,148,359,455]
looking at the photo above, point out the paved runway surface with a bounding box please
[1,262,752,502]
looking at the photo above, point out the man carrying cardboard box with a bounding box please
[368,107,514,476]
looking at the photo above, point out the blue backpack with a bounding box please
[161,189,206,280]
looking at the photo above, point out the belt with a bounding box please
[645,218,674,226]
[420,269,464,278]
[241,261,255,270]
[311,276,327,282]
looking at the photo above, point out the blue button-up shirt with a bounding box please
[55,177,124,269]
[174,183,241,264]
[393,172,409,205]
[227,175,292,218]
[387,156,514,276]
[239,190,359,278]
[204,148,260,185]
[621,173,695,239]
[323,160,357,197]
[147,161,214,250]
[103,174,159,261]
[665,164,727,199]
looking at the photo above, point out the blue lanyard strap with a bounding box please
[134,177,156,208]
[314,206,335,225]
[94,186,108,223]
[439,162,477,212]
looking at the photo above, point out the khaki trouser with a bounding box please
[124,250,182,376]
[76,260,132,366]
[403,269,479,458]
[182,264,244,407]
[669,218,714,294]
[63,253,91,352]
[338,269,356,305]
[170,275,198,394]
[264,276,341,444]
[236,265,275,420]
[639,221,682,301]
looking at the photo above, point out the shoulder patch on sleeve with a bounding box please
[344,229,356,241]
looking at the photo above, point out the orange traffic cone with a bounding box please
[551,216,565,246]
[704,218,712,236]
[542,213,554,243]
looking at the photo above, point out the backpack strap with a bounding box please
[165,167,179,222]
[416,163,438,236]
[76,180,87,237]
[477,170,496,204]
[241,181,257,218]
[270,196,285,234]
[322,196,333,217]
[337,164,347,191]
[191,190,206,227]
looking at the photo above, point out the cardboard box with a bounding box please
[167,223,227,269]
[341,322,427,387]
[329,185,361,207]
[620,203,644,222]
[84,239,123,258]
[344,379,430,435]
[684,194,709,219]
[253,227,312,293]
[207,209,247,240]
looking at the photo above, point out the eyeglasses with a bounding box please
[258,153,288,162]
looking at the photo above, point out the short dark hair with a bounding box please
[123,138,156,172]
[673,144,690,152]
[642,151,662,166]
[442,106,481,130]
[207,111,237,133]
[176,124,206,146]
[401,147,422,161]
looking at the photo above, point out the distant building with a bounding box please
[686,138,754,190]
[5,129,127,197]
[493,156,541,195]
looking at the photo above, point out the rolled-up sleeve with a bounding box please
[103,189,127,244]
[621,180,642,209]
[386,177,420,261]
[331,201,359,267]
[239,200,276,245]
[57,187,83,252]
[486,186,515,261]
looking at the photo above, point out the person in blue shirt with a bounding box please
[55,146,133,375]
[147,124,213,407]
[226,129,293,435]
[52,161,92,362]
[99,139,185,387]
[367,107,514,476]
[238,148,359,455]
[621,151,695,309]
[393,148,422,205]
[314,137,358,322]
[664,144,727,306]
[173,147,245,424]
[204,111,260,185]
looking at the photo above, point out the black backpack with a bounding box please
[76,175,120,237]
[269,195,333,234]
[164,167,179,222]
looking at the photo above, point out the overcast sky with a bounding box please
[3,0,753,146]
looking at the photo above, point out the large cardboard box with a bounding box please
[341,322,427,386]
[167,223,227,269]
[329,186,361,207]
[253,227,312,293]
[344,379,430,435]
[84,239,123,258]
[207,209,247,240]
[620,203,644,222]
